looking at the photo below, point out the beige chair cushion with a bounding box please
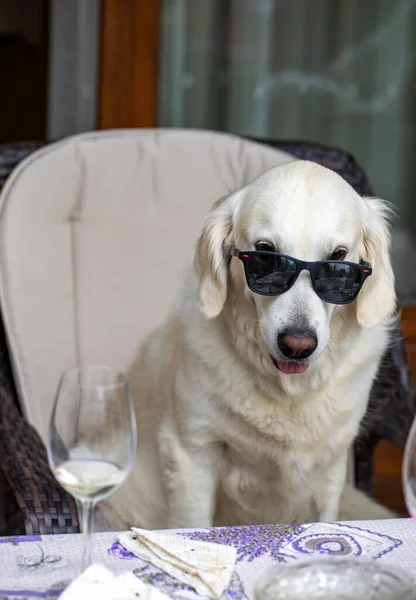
[0,129,294,441]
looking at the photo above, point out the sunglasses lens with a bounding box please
[314,262,362,303]
[246,254,297,295]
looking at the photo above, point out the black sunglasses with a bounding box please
[231,247,372,305]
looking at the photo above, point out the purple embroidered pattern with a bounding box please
[179,524,305,562]
[292,533,363,557]
[0,536,42,546]
[332,522,402,560]
[107,541,136,560]
[0,590,61,598]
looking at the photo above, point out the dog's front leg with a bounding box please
[316,451,348,522]
[159,427,217,529]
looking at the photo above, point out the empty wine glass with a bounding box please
[403,415,416,519]
[47,366,137,572]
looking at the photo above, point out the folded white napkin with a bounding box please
[59,563,171,600]
[118,527,237,598]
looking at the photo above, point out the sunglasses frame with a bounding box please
[231,247,372,305]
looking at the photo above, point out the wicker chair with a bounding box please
[0,134,413,536]
[0,142,79,535]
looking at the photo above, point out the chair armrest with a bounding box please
[359,324,415,450]
[354,322,415,493]
[0,385,80,534]
[0,306,79,535]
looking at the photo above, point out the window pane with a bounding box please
[158,0,416,303]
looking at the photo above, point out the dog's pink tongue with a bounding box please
[276,360,309,374]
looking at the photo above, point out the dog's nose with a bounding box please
[277,330,318,360]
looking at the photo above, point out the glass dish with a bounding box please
[254,556,415,600]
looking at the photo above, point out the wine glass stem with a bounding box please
[81,499,94,571]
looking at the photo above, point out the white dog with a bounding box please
[105,160,396,530]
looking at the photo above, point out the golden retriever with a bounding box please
[104,160,396,529]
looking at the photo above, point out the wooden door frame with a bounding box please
[99,0,161,129]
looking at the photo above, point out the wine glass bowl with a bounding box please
[47,366,136,571]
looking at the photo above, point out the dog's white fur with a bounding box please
[105,160,396,530]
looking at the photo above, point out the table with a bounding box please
[0,519,414,599]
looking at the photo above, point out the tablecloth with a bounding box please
[0,519,414,599]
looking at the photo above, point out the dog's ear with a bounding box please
[356,197,396,328]
[194,193,239,318]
